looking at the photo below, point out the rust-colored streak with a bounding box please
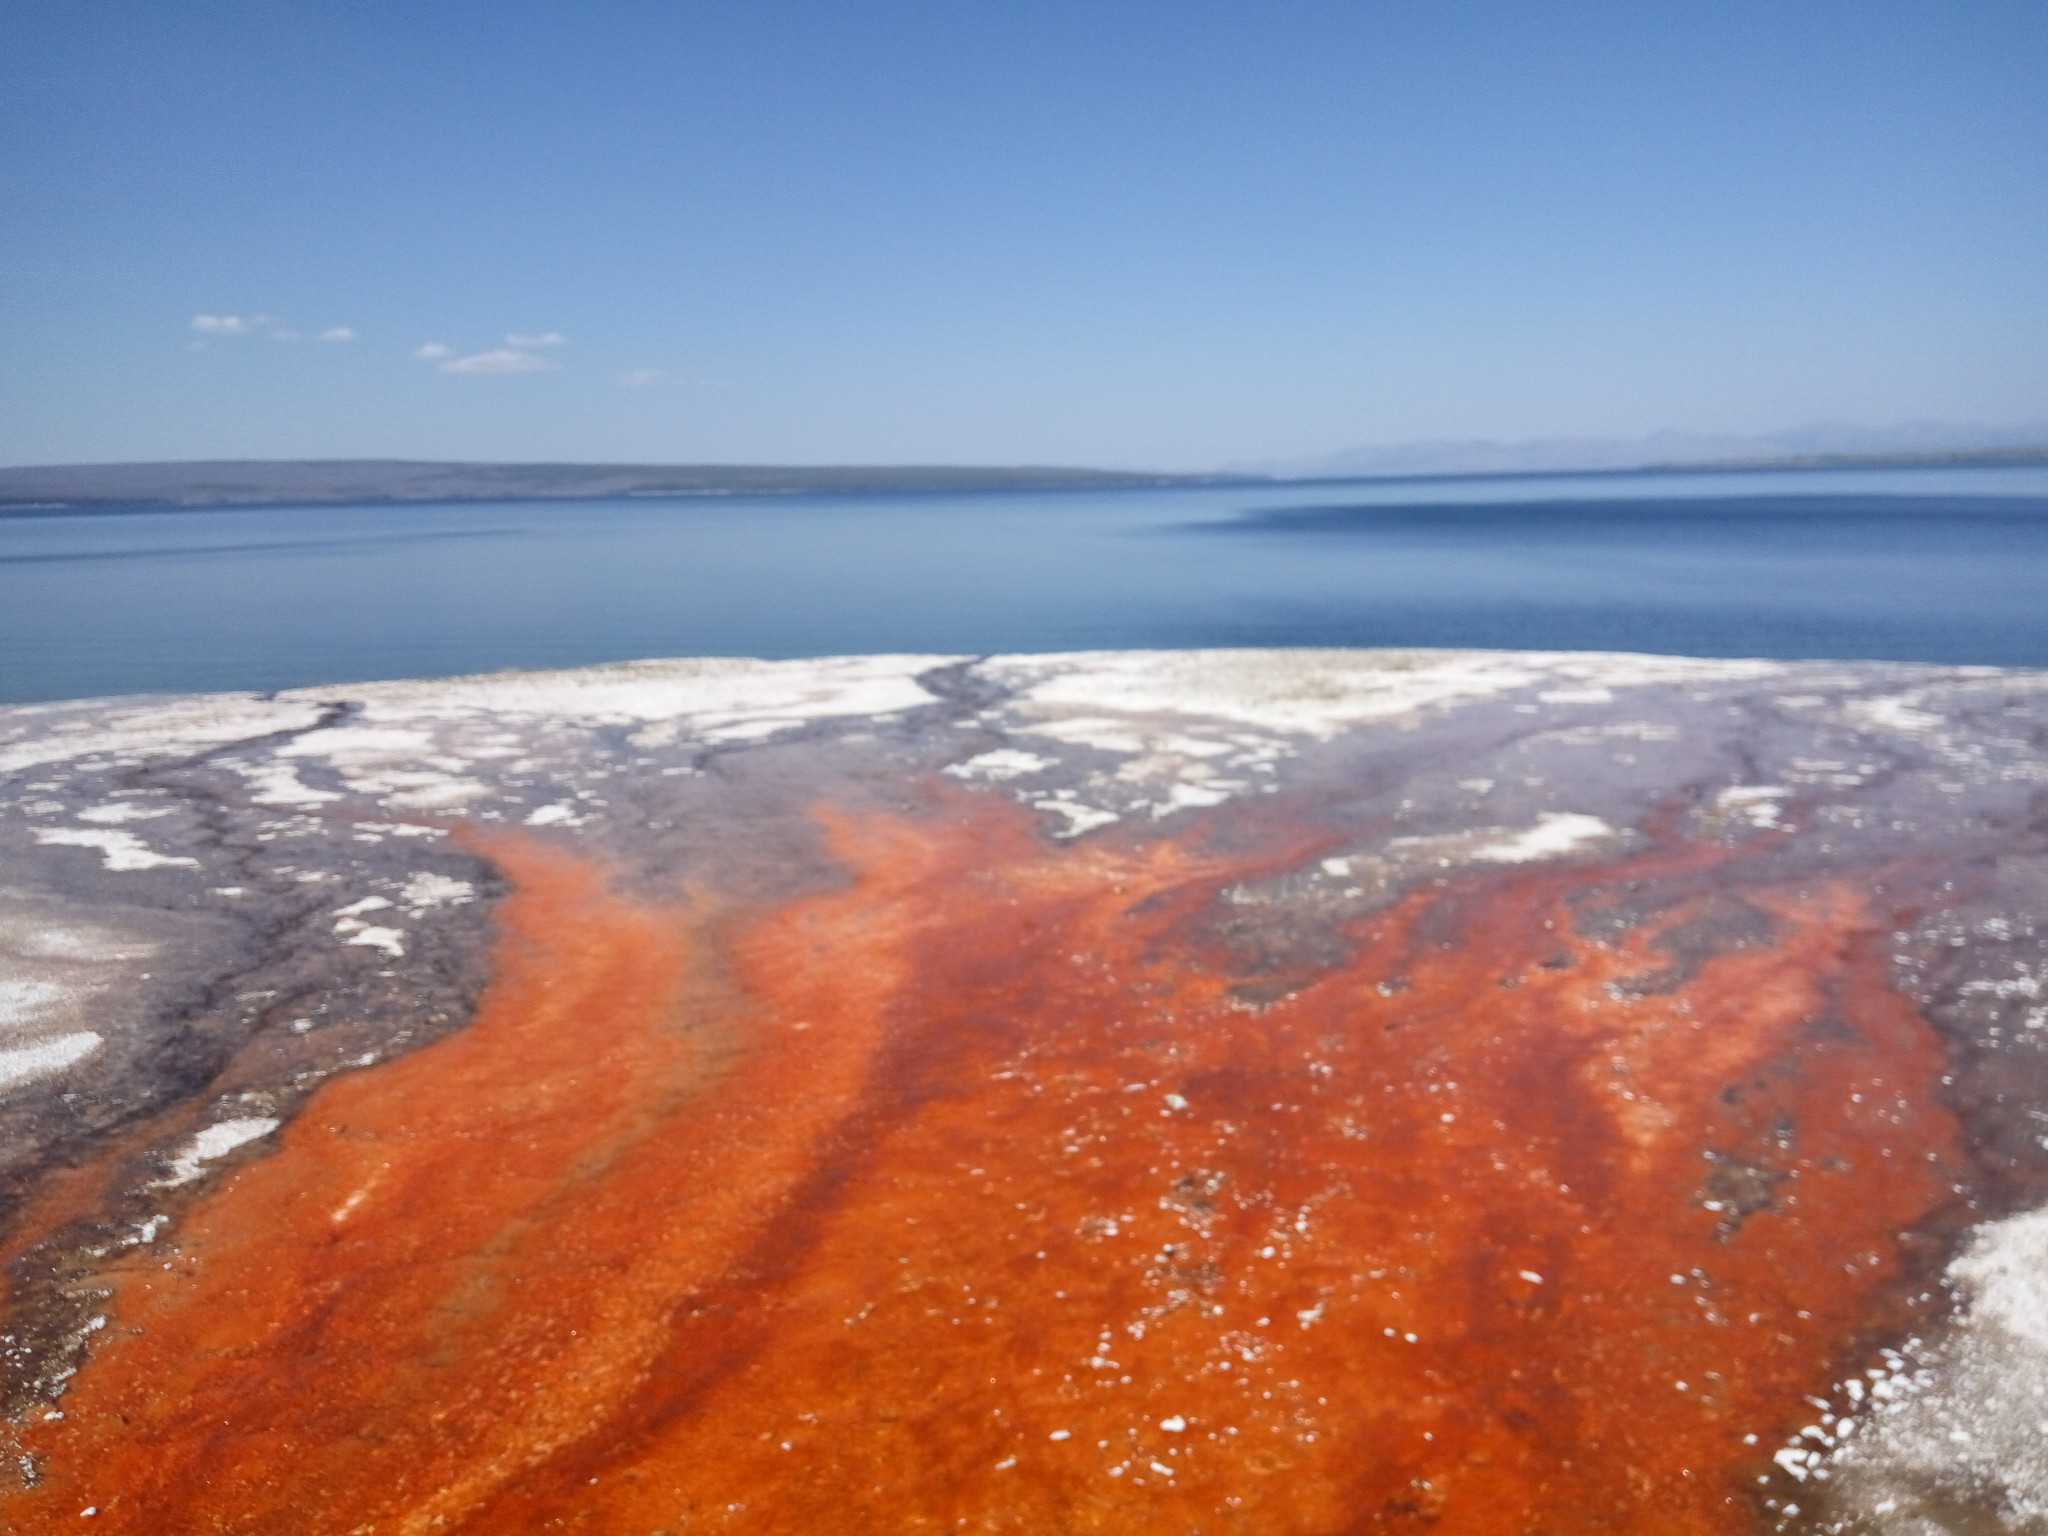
[8,796,1962,1534]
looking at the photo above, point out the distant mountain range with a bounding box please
[1248,421,2048,480]
[0,459,1225,511]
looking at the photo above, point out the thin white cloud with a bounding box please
[413,331,562,374]
[318,326,356,343]
[617,368,667,389]
[439,347,555,375]
[190,311,309,345]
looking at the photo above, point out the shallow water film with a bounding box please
[3,649,2046,1532]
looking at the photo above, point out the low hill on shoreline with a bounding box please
[0,459,1237,512]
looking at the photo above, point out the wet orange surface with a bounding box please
[6,789,1963,1533]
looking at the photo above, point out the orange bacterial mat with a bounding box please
[6,791,1962,1533]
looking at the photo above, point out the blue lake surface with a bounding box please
[5,464,2048,703]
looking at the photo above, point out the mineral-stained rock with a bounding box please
[1,648,2045,1534]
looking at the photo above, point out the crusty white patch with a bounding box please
[384,777,490,811]
[278,654,950,738]
[986,649,1778,740]
[74,802,172,824]
[0,977,65,1030]
[341,926,405,958]
[31,828,198,872]
[1470,813,1615,863]
[237,761,341,807]
[1849,692,1947,737]
[157,1117,280,1187]
[1020,717,1151,754]
[1819,1204,2048,1529]
[400,872,473,909]
[1031,796,1122,837]
[1150,781,1234,817]
[0,1030,102,1091]
[332,896,406,955]
[0,907,160,1101]
[233,658,947,819]
[277,725,436,763]
[0,694,327,775]
[1958,1207,2048,1348]
[1715,785,1791,829]
[944,749,1058,781]
[6,925,156,964]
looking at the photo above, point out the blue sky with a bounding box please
[2,1,2043,469]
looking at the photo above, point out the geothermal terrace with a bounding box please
[1,649,2045,1533]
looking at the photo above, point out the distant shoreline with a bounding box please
[1,447,2044,514]
[1263,446,2048,494]
[0,460,1239,515]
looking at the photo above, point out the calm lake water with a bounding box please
[5,464,2048,704]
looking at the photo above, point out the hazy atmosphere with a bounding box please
[4,0,2044,470]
